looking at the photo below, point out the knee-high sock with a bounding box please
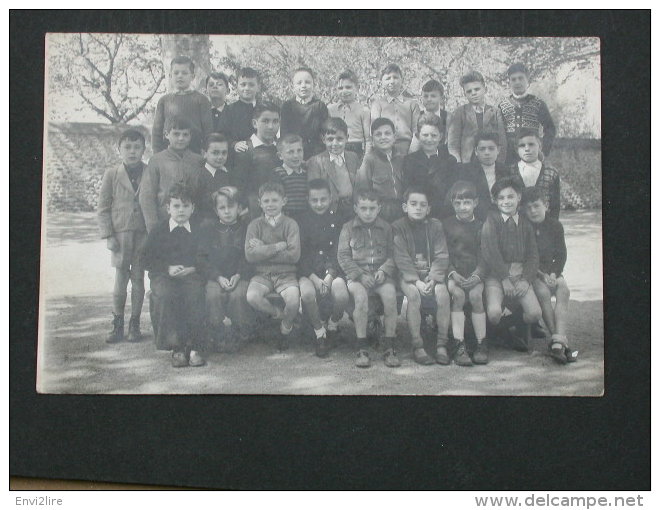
[472,312,487,342]
[451,312,465,340]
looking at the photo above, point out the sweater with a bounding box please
[533,216,567,276]
[498,94,556,162]
[270,166,309,218]
[355,147,405,202]
[197,164,242,221]
[392,216,449,284]
[442,215,486,280]
[151,90,213,154]
[327,100,372,152]
[280,97,329,159]
[139,148,204,232]
[370,94,421,143]
[480,210,539,282]
[233,140,281,195]
[456,161,512,221]
[511,162,561,219]
[298,208,343,278]
[197,218,250,280]
[216,100,256,146]
[143,218,204,277]
[337,216,396,281]
[245,215,300,275]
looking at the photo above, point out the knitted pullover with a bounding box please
[245,215,300,275]
[152,90,213,154]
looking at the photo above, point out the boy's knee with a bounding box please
[469,288,484,308]
[487,306,502,324]
[404,286,421,308]
[434,284,449,303]
[281,286,300,305]
[299,283,316,303]
[524,308,542,324]
[246,286,262,305]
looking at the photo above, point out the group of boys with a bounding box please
[97,56,575,369]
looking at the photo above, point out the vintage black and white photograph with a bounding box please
[36,33,603,395]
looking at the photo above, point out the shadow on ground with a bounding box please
[46,212,100,247]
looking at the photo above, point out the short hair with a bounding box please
[416,112,444,135]
[422,79,444,95]
[449,180,478,201]
[292,66,315,81]
[354,190,381,205]
[460,70,485,88]
[277,134,303,151]
[507,63,529,77]
[308,178,332,195]
[118,129,145,148]
[170,56,194,74]
[337,70,358,85]
[167,182,195,205]
[204,132,229,150]
[237,67,260,81]
[321,117,348,137]
[165,116,192,133]
[253,101,280,120]
[212,185,241,208]
[403,186,430,203]
[474,131,501,146]
[491,176,523,199]
[258,180,286,199]
[521,186,548,206]
[381,63,403,78]
[205,71,229,88]
[371,117,395,134]
[516,127,542,144]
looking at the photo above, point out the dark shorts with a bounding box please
[250,272,299,294]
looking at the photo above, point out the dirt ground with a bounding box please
[37,210,604,396]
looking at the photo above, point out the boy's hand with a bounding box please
[275,241,288,252]
[218,276,231,290]
[374,270,386,285]
[423,280,435,295]
[168,265,185,277]
[228,274,241,289]
[175,266,196,278]
[248,238,264,248]
[546,272,557,288]
[502,278,515,297]
[323,273,334,289]
[311,274,329,296]
[461,274,480,290]
[514,279,530,297]
[360,273,376,289]
[451,272,467,286]
[234,141,249,153]
[414,280,427,294]
[106,236,120,252]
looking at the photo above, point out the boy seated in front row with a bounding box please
[522,187,577,363]
[270,134,309,223]
[337,191,399,368]
[245,182,301,351]
[306,117,360,221]
[197,187,252,353]
[298,179,350,357]
[392,187,451,366]
[143,183,206,368]
[481,176,542,350]
[444,181,488,365]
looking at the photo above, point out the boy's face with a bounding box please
[323,130,347,156]
[452,197,478,221]
[259,191,286,217]
[418,124,442,153]
[422,90,443,112]
[171,63,194,91]
[509,72,529,95]
[337,79,357,103]
[165,128,192,151]
[474,139,500,166]
[206,77,227,102]
[237,76,259,102]
[372,124,395,152]
[204,141,229,169]
[463,81,486,106]
[215,195,239,225]
[402,193,431,221]
[381,71,403,96]
[354,199,381,224]
[517,135,541,163]
[495,187,521,216]
[166,197,194,225]
[293,71,314,100]
[278,141,304,169]
[252,111,280,143]
[118,138,145,168]
[308,188,331,215]
[525,199,548,224]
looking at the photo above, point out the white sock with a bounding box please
[315,326,327,339]
[472,312,487,343]
[451,312,465,340]
[327,318,339,332]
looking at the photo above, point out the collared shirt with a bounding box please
[265,213,282,227]
[387,94,405,104]
[422,150,439,159]
[481,163,497,192]
[282,163,304,176]
[204,162,228,178]
[328,101,371,147]
[296,96,312,105]
[174,87,195,94]
[512,91,529,100]
[472,103,485,114]
[250,134,274,149]
[501,212,519,225]
[329,152,346,166]
[518,160,543,187]
[169,218,192,232]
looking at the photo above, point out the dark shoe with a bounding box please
[126,317,142,342]
[315,333,330,358]
[171,351,188,368]
[453,341,473,366]
[188,350,206,367]
[413,347,435,366]
[565,346,579,363]
[531,322,547,339]
[435,343,450,365]
[356,349,371,368]
[106,313,124,343]
[472,340,489,365]
[383,348,401,368]
[504,327,529,352]
[548,341,568,364]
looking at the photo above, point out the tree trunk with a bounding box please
[160,34,212,92]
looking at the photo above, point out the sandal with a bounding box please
[548,341,568,364]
